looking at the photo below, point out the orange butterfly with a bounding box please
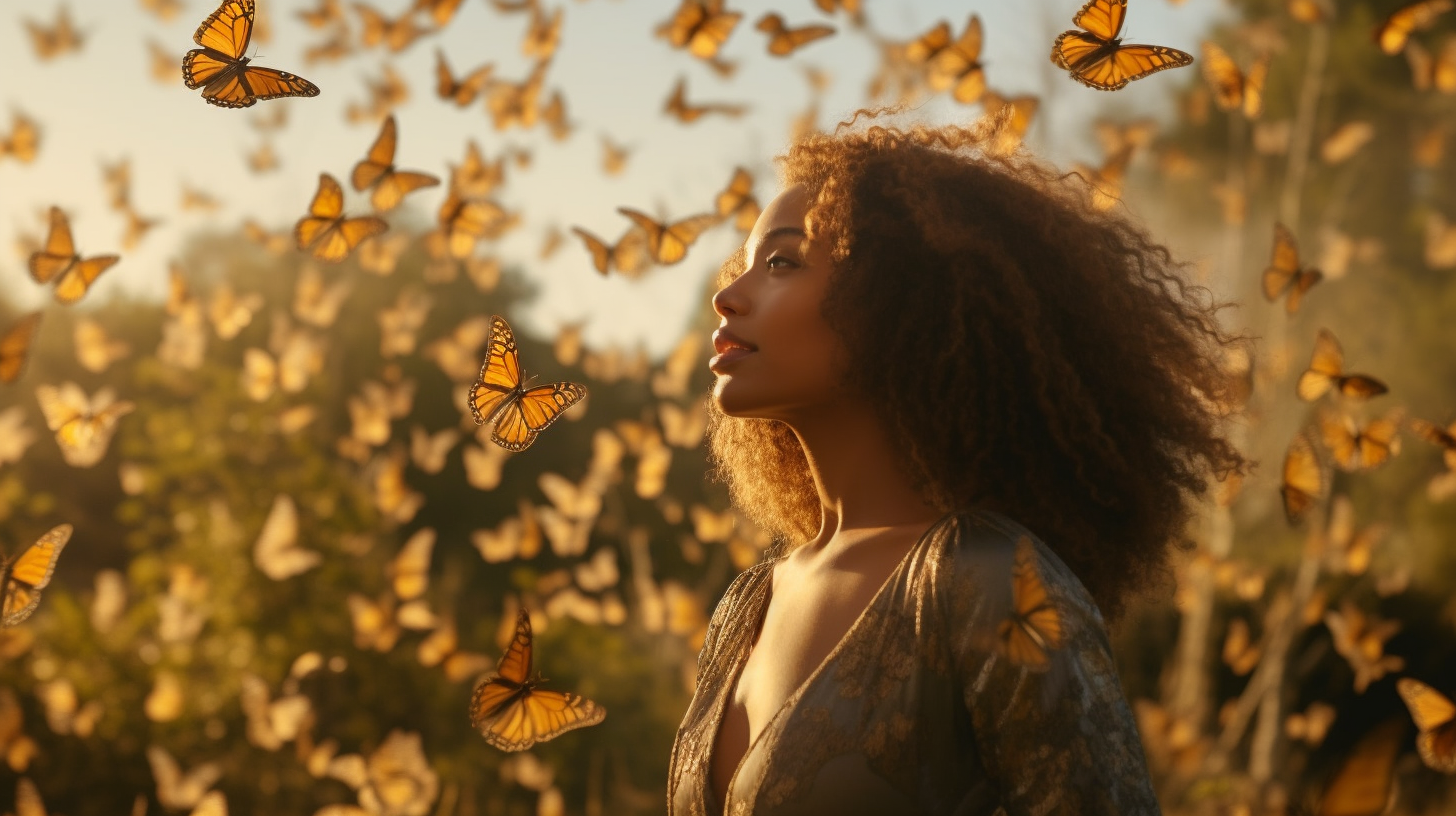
[0,112,41,164]
[183,0,320,109]
[1052,0,1194,91]
[1262,223,1323,314]
[1397,678,1456,773]
[294,173,388,263]
[715,167,761,232]
[1318,408,1403,472]
[351,116,440,212]
[616,208,719,265]
[1281,431,1324,524]
[996,535,1065,671]
[658,0,741,59]
[1,524,71,627]
[29,207,120,305]
[469,606,606,751]
[1377,0,1454,55]
[438,194,516,259]
[1296,329,1388,402]
[435,49,492,106]
[571,226,649,277]
[468,316,587,452]
[663,77,748,124]
[927,14,986,104]
[0,313,42,385]
[1200,41,1267,118]
[755,13,835,56]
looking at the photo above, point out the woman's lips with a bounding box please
[708,347,754,371]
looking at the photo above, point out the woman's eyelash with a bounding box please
[766,255,795,268]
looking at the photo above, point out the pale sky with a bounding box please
[0,0,1229,356]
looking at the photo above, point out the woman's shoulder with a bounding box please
[928,506,1107,632]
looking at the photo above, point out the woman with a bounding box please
[667,114,1250,816]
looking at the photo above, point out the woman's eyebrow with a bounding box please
[747,225,807,258]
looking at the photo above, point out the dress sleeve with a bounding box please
[945,517,1162,816]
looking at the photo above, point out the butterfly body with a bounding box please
[183,0,320,109]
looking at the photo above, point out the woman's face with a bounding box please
[709,183,849,420]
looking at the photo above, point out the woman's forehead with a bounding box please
[745,184,810,253]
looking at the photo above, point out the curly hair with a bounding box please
[706,112,1252,623]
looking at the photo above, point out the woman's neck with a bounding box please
[787,401,944,551]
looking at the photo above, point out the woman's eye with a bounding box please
[766,255,795,269]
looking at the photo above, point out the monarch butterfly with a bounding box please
[1200,41,1268,118]
[570,226,648,277]
[438,194,515,259]
[469,606,606,751]
[658,0,741,59]
[1051,0,1194,91]
[1262,223,1323,314]
[1318,408,1404,472]
[927,14,985,104]
[714,167,761,232]
[523,6,564,60]
[36,382,136,468]
[74,318,131,374]
[183,0,320,109]
[294,173,388,263]
[1,524,71,627]
[1296,329,1388,402]
[435,49,492,106]
[350,115,440,212]
[616,208,719,266]
[995,535,1065,671]
[0,112,40,164]
[1324,601,1405,694]
[253,495,320,581]
[663,77,748,124]
[1281,430,1324,524]
[1376,0,1455,55]
[356,2,425,52]
[468,316,587,452]
[29,207,120,305]
[1397,678,1456,773]
[1221,617,1261,676]
[755,13,835,57]
[0,312,42,384]
[25,6,84,61]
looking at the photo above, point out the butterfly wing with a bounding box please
[572,227,612,274]
[371,171,439,213]
[469,315,523,425]
[0,312,42,384]
[236,66,320,105]
[53,256,120,305]
[656,214,719,265]
[351,115,396,191]
[1072,0,1127,42]
[491,382,587,452]
[1397,678,1456,773]
[1069,43,1194,91]
[1281,432,1323,523]
[192,0,253,58]
[1296,329,1343,401]
[2,523,72,626]
[1200,41,1245,111]
[477,688,606,752]
[29,207,77,284]
[295,173,345,251]
[996,536,1065,671]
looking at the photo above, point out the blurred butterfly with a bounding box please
[1320,121,1375,164]
[660,398,708,448]
[387,528,435,602]
[1296,329,1388,402]
[1324,601,1405,693]
[464,440,512,492]
[1404,38,1456,91]
[347,592,402,652]
[486,60,550,131]
[253,495,321,580]
[995,535,1065,671]
[142,0,186,21]
[379,287,433,356]
[36,383,135,468]
[29,207,120,305]
[658,0,741,59]
[418,618,494,682]
[243,219,290,254]
[755,13,834,57]
[469,316,587,452]
[294,173,388,263]
[1071,145,1133,211]
[356,3,425,52]
[147,746,222,810]
[1316,720,1403,816]
[0,112,40,164]
[541,91,572,141]
[438,194,515,259]
[358,233,410,276]
[1,524,70,627]
[293,265,354,327]
[121,205,162,251]
[664,77,748,124]
[1425,212,1456,268]
[523,5,563,59]
[346,63,410,124]
[1286,702,1337,748]
[981,90,1040,154]
[1200,41,1267,118]
[1397,678,1456,773]
[1221,617,1261,676]
[240,672,311,750]
[616,208,718,266]
[208,284,263,340]
[1376,0,1454,55]
[1051,0,1194,91]
[926,14,985,104]
[1281,430,1324,524]
[469,606,607,751]
[1323,495,1387,576]
[571,225,649,277]
[1262,223,1323,314]
[416,0,466,27]
[25,6,85,60]
[297,0,345,28]
[351,115,440,213]
[73,318,131,374]
[0,312,42,384]
[436,49,493,106]
[1287,0,1327,24]
[249,102,287,133]
[184,0,320,108]
[715,167,761,232]
[1318,408,1403,472]
[472,502,543,562]
[410,426,460,475]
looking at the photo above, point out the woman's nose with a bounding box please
[712,283,744,317]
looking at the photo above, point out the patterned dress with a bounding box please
[667,508,1162,816]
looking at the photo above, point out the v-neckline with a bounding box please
[703,518,943,814]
